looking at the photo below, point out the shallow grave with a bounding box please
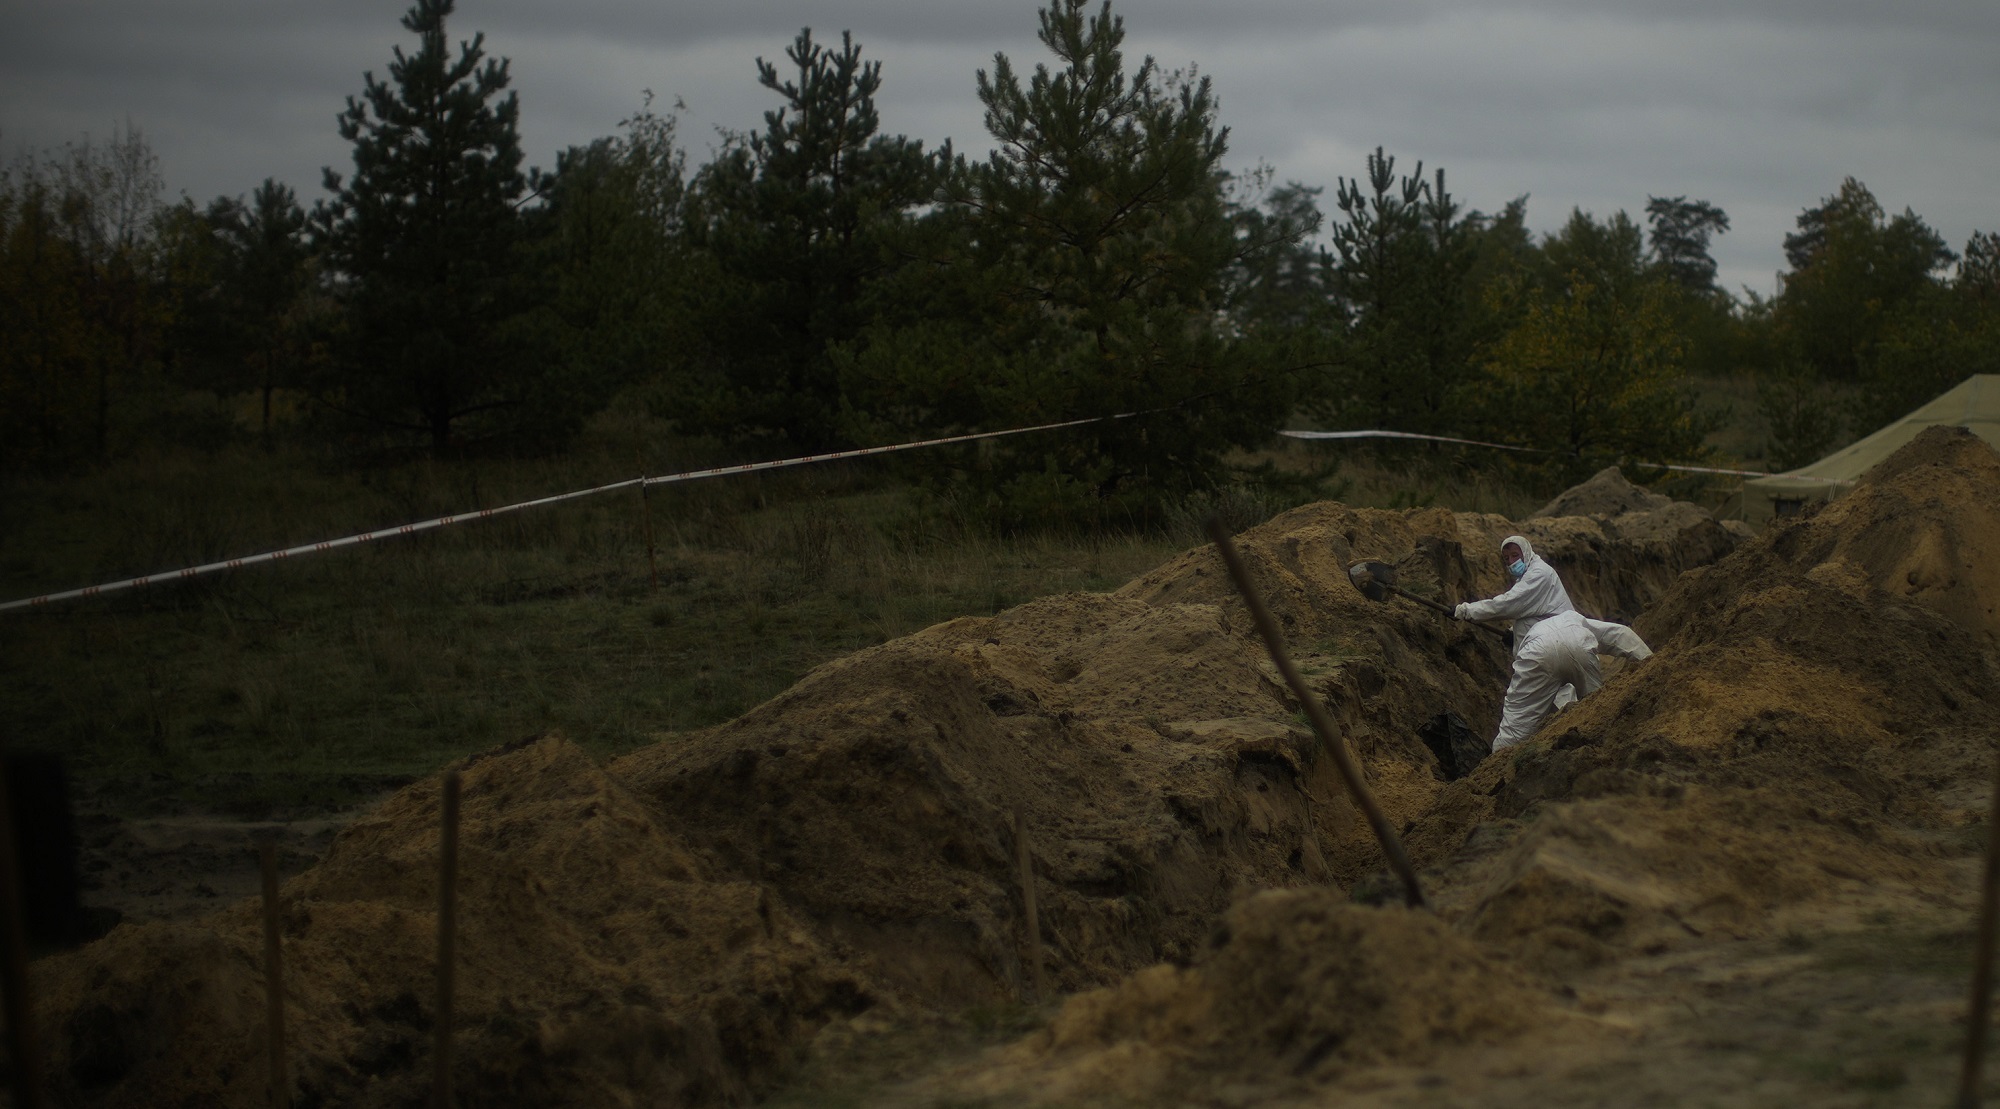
[27,427,2000,1107]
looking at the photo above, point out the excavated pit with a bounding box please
[936,426,2000,1102]
[28,433,1999,1107]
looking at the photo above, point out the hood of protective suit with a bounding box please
[1458,530,1577,652]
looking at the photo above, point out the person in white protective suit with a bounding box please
[1453,534,1653,751]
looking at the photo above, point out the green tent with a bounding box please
[1743,374,2000,524]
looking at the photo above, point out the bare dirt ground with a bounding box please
[71,807,351,928]
[21,427,2000,1109]
[875,884,1981,1109]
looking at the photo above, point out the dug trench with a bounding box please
[23,427,2000,1107]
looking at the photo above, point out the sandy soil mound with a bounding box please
[1408,426,2000,973]
[1121,495,1739,637]
[941,890,1546,1105]
[1524,466,1757,624]
[888,434,2000,1107]
[1531,465,1676,518]
[610,495,1742,1013]
[1454,785,1949,973]
[1747,424,2000,645]
[612,593,1337,1011]
[31,738,869,1108]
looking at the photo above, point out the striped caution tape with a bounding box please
[0,412,1126,614]
[2,413,1844,614]
[1278,428,1854,483]
[1280,428,1544,453]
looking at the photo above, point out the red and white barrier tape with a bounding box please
[0,412,1124,614]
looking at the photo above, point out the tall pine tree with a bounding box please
[929,0,1289,522]
[190,180,315,439]
[681,30,942,450]
[1318,149,1483,435]
[1644,196,1729,297]
[318,0,548,448]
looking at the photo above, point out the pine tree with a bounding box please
[317,0,546,448]
[1222,175,1330,336]
[1644,196,1730,297]
[682,30,941,450]
[1319,149,1484,435]
[931,0,1287,522]
[190,180,315,439]
[1216,174,1337,414]
[1640,196,1737,379]
[1537,207,1650,299]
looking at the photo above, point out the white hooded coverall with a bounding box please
[1453,534,1653,751]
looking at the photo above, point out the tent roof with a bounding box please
[1745,375,2000,499]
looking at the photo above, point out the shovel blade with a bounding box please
[1346,560,1398,603]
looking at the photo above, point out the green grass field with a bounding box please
[0,409,1228,817]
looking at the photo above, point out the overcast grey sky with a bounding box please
[4,0,1996,298]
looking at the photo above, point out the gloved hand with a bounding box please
[1452,602,1470,621]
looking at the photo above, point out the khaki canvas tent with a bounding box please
[1743,374,2000,524]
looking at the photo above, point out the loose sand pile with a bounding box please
[1743,424,2000,646]
[610,491,1744,1015]
[34,739,868,1108]
[1403,427,2000,976]
[936,890,1549,1105]
[40,440,1994,1107]
[1531,465,1676,519]
[916,432,2000,1107]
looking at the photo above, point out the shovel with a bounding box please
[1346,561,1509,641]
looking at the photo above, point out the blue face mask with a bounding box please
[1508,559,1527,578]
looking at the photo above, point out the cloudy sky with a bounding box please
[4,0,1997,298]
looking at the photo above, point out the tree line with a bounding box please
[4,0,1995,517]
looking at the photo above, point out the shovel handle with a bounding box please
[1387,584,1509,640]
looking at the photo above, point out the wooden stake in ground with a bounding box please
[1204,519,1426,909]
[1013,805,1048,1002]
[637,456,659,592]
[260,837,288,1109]
[434,770,462,1109]
[0,760,42,1109]
[1956,743,2000,1108]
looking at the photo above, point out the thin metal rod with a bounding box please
[1207,521,1426,909]
[260,838,288,1109]
[1013,806,1047,1002]
[0,760,42,1109]
[434,771,462,1109]
[1957,742,2000,1107]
